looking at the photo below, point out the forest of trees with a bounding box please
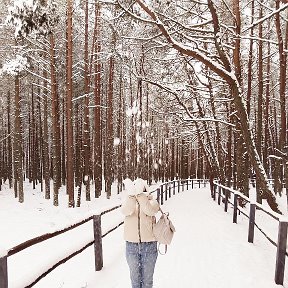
[0,0,287,212]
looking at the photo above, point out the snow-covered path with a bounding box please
[33,187,287,288]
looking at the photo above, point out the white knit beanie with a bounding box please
[134,178,149,195]
[123,178,136,195]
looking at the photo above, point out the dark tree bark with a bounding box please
[255,4,264,202]
[274,0,287,195]
[7,91,13,188]
[66,0,75,207]
[43,68,50,199]
[94,1,102,198]
[263,22,272,175]
[50,33,61,206]
[14,74,24,203]
[83,0,91,201]
[106,56,115,198]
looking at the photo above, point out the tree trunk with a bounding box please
[75,103,83,206]
[246,0,254,117]
[263,23,272,176]
[94,1,102,198]
[66,0,75,207]
[231,84,280,213]
[14,75,24,203]
[274,0,288,195]
[256,4,264,202]
[43,68,50,199]
[50,33,61,206]
[7,91,13,188]
[83,0,91,201]
[37,77,43,192]
[106,56,115,198]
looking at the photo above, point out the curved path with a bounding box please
[84,188,287,288]
[32,187,287,288]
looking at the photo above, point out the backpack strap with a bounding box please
[158,206,169,217]
[157,243,168,255]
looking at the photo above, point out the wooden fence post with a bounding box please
[182,180,184,192]
[165,183,168,201]
[224,189,229,212]
[0,256,8,288]
[169,183,171,198]
[217,186,221,205]
[248,203,256,243]
[191,179,194,189]
[186,179,189,190]
[210,182,213,198]
[156,188,160,203]
[178,180,180,193]
[233,194,238,223]
[161,185,164,205]
[173,181,176,195]
[275,220,288,285]
[93,215,103,271]
[212,184,215,200]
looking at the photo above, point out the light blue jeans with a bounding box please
[126,241,158,288]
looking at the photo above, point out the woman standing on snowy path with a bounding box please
[121,178,160,288]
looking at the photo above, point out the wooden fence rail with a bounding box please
[212,181,288,285]
[0,178,207,288]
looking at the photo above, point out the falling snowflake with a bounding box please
[113,137,120,146]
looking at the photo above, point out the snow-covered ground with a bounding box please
[0,181,287,288]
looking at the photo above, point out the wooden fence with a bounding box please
[0,178,207,288]
[212,181,288,285]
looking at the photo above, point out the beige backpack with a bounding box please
[153,207,176,254]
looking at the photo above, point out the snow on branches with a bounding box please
[6,0,59,38]
[0,54,29,76]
